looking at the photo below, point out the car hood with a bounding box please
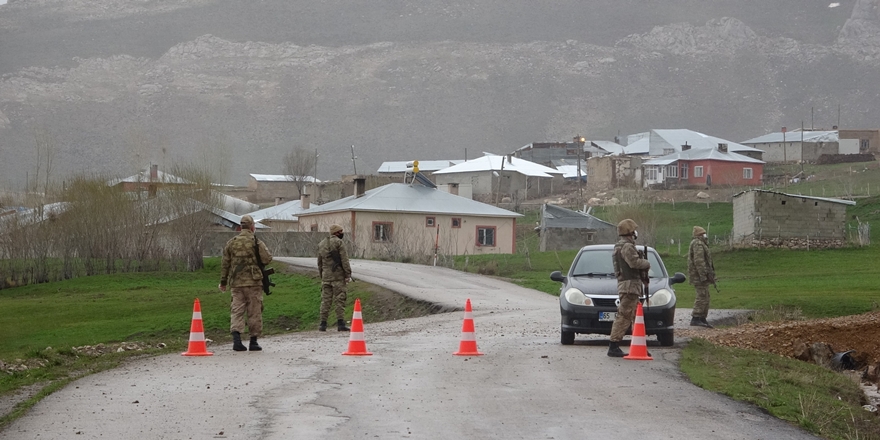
[567,276,668,297]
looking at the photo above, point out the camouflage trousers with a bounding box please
[320,280,348,321]
[230,285,263,337]
[610,291,640,342]
[692,284,711,318]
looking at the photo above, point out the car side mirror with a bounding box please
[550,271,567,283]
[669,272,686,285]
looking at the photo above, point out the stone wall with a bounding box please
[736,237,848,249]
[540,227,618,251]
[732,190,850,244]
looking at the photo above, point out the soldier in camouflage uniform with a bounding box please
[688,225,715,328]
[608,219,651,358]
[317,224,352,332]
[219,215,273,351]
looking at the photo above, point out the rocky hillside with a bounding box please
[1,0,879,187]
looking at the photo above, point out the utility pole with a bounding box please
[350,145,358,175]
[314,148,319,182]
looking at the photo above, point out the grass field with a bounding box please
[3,193,880,437]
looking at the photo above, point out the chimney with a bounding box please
[718,143,728,153]
[150,164,158,181]
[681,143,691,151]
[300,193,310,210]
[354,176,366,198]
[448,183,459,196]
[507,154,512,164]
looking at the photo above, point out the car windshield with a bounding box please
[570,248,665,278]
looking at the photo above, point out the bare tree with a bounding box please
[283,147,318,197]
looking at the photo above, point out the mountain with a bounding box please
[1,0,879,187]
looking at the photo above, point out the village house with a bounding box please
[108,165,193,196]
[642,143,765,188]
[537,204,616,251]
[514,137,625,167]
[294,178,522,259]
[432,154,564,203]
[376,160,460,180]
[625,129,764,160]
[247,173,319,204]
[731,189,855,248]
[740,130,842,163]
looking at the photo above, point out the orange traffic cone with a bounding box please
[453,298,484,356]
[343,298,372,356]
[182,298,213,357]
[624,302,652,361]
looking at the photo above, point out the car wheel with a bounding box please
[561,330,575,345]
[657,331,674,347]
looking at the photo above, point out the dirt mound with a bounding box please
[679,311,880,370]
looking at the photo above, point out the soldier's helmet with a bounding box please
[329,224,343,235]
[693,226,707,237]
[240,215,254,228]
[617,219,638,236]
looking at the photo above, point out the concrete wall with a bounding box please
[839,129,880,154]
[296,210,517,258]
[751,141,839,163]
[204,231,327,257]
[587,156,641,190]
[248,178,301,203]
[732,191,849,246]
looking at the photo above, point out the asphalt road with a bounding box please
[2,259,819,440]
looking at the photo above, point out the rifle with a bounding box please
[253,236,275,295]
[638,245,650,310]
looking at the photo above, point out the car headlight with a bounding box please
[648,288,673,307]
[564,288,594,306]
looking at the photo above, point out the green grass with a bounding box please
[681,339,880,439]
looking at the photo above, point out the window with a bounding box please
[451,218,462,228]
[861,139,870,151]
[586,232,595,242]
[645,166,658,181]
[373,222,393,242]
[681,163,688,179]
[476,226,496,247]
[694,166,704,178]
[310,224,318,232]
[666,164,678,178]
[743,168,753,179]
[425,216,436,227]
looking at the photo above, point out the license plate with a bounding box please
[599,312,617,322]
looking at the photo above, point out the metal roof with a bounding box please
[554,165,587,179]
[107,169,192,186]
[542,204,615,229]
[624,137,650,155]
[741,131,839,144]
[433,154,562,178]
[247,199,307,222]
[591,141,626,155]
[297,183,522,218]
[643,147,765,165]
[377,160,461,173]
[249,174,320,183]
[732,189,856,206]
[651,129,762,153]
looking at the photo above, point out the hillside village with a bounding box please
[2,126,877,272]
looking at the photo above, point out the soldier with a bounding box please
[688,226,716,328]
[608,219,651,358]
[219,215,273,351]
[317,224,352,332]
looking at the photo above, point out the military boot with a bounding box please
[249,336,262,351]
[337,319,350,332]
[319,321,327,332]
[690,317,712,328]
[231,331,247,352]
[607,341,625,358]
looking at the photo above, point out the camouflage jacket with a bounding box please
[687,237,715,285]
[317,235,351,282]
[220,230,273,288]
[612,236,650,295]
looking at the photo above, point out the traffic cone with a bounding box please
[343,298,372,356]
[182,298,213,357]
[624,302,652,361]
[453,298,483,356]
